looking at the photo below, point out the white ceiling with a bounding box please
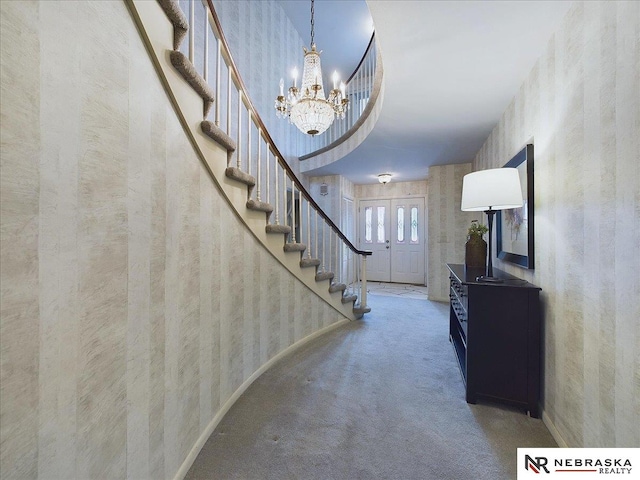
[279,0,573,184]
[278,0,374,86]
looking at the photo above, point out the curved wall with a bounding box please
[0,1,345,479]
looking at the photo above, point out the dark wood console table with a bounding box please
[447,263,541,417]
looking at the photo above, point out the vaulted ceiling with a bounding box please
[279,0,574,184]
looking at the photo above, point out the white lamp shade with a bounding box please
[461,168,523,211]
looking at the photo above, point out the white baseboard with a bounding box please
[542,409,568,448]
[173,318,350,480]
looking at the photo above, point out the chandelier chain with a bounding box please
[310,0,315,46]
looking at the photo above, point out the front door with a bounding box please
[390,197,425,284]
[359,199,391,281]
[359,198,425,284]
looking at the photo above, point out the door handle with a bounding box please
[386,246,390,249]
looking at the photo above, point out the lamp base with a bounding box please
[475,275,504,283]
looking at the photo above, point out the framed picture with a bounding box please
[496,144,534,269]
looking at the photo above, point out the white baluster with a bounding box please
[315,209,319,260]
[353,250,358,295]
[265,143,269,205]
[283,170,287,233]
[237,90,242,169]
[336,233,345,283]
[291,182,296,243]
[349,79,353,127]
[306,199,311,258]
[346,249,351,293]
[336,232,341,283]
[328,227,332,274]
[247,111,252,178]
[226,69,231,136]
[329,229,336,278]
[215,41,221,126]
[189,0,195,63]
[203,12,209,83]
[274,161,279,225]
[256,129,261,202]
[321,220,326,272]
[361,255,368,309]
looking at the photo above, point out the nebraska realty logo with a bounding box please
[518,449,639,479]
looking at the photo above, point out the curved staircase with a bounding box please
[129,0,371,320]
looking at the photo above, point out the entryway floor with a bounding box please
[366,281,428,299]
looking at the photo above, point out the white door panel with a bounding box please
[359,200,390,282]
[359,197,425,285]
[391,198,425,284]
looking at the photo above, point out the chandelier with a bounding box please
[275,0,348,136]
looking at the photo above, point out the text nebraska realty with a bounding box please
[526,455,633,474]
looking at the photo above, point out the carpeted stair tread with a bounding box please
[246,199,273,214]
[283,243,306,253]
[225,167,256,187]
[157,0,188,50]
[300,258,321,268]
[265,224,291,235]
[201,121,236,152]
[341,293,357,304]
[169,50,214,117]
[328,283,347,293]
[352,304,371,315]
[315,271,334,282]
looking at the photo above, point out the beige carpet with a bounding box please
[185,293,556,479]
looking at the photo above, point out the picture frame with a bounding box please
[496,144,534,269]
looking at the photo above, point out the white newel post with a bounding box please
[360,254,368,309]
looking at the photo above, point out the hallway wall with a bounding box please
[425,164,477,301]
[0,1,345,478]
[472,1,639,447]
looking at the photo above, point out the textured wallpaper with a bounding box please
[212,0,305,171]
[355,180,428,199]
[0,1,345,478]
[473,1,639,447]
[426,165,478,302]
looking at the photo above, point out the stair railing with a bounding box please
[180,0,371,313]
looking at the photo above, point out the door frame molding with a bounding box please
[357,195,427,285]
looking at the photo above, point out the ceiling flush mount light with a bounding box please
[461,168,523,282]
[378,173,392,184]
[275,0,348,136]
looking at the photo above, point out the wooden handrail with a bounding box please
[206,0,371,256]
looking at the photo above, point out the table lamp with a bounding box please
[461,168,523,282]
